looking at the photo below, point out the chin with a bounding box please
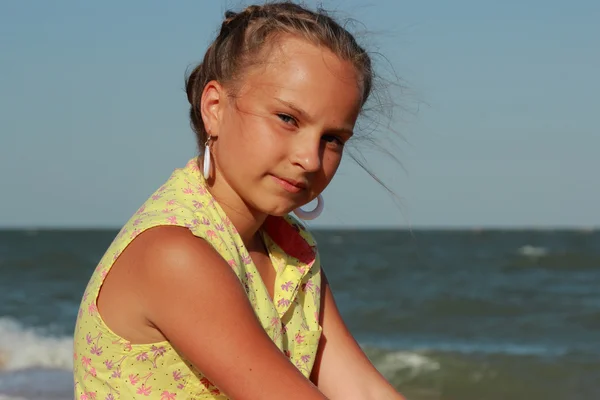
[265,208,294,218]
[260,202,296,218]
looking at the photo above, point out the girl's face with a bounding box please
[205,35,363,217]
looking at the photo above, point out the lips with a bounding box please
[272,175,308,194]
[280,177,307,189]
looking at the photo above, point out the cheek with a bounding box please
[321,151,343,181]
[240,119,284,157]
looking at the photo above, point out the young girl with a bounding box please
[74,2,405,399]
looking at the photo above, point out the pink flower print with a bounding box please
[191,218,200,226]
[129,374,139,385]
[152,194,162,201]
[206,230,218,239]
[281,281,293,291]
[167,199,177,206]
[301,354,311,363]
[129,229,141,239]
[123,342,132,352]
[227,259,237,268]
[297,265,306,274]
[151,345,166,358]
[200,377,212,387]
[101,269,108,279]
[197,185,207,195]
[111,368,121,378]
[246,272,254,283]
[133,218,143,226]
[270,317,282,339]
[80,392,97,400]
[242,254,252,265]
[90,344,103,356]
[303,281,314,293]
[83,291,90,302]
[137,205,146,214]
[81,356,91,368]
[136,352,149,362]
[83,365,97,380]
[105,394,115,400]
[86,333,93,344]
[172,370,183,381]
[78,309,83,318]
[136,384,152,396]
[201,217,211,226]
[215,223,225,232]
[104,359,114,370]
[161,392,176,400]
[182,187,194,195]
[88,302,98,316]
[277,298,291,308]
[294,332,305,344]
[73,352,78,361]
[192,200,203,209]
[166,216,178,224]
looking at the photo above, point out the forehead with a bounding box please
[238,35,363,121]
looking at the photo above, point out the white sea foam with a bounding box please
[517,245,548,258]
[374,351,440,379]
[0,318,73,371]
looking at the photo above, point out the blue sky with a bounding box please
[0,0,598,229]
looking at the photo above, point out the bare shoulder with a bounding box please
[97,226,211,343]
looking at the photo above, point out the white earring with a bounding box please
[293,194,324,220]
[203,136,212,180]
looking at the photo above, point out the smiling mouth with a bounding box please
[272,175,307,194]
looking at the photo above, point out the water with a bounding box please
[1,228,599,399]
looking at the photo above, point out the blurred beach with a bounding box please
[0,228,599,399]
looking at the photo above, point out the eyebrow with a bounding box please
[274,98,354,137]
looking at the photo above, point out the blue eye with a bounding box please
[277,114,297,126]
[322,135,344,146]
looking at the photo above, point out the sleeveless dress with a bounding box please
[73,158,323,399]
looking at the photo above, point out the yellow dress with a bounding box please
[73,158,323,399]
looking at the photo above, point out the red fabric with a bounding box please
[263,216,315,265]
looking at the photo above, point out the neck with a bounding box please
[206,175,268,246]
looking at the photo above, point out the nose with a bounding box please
[290,132,322,172]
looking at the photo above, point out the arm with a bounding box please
[310,271,405,400]
[135,226,327,400]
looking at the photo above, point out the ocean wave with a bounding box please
[0,317,72,371]
[517,245,549,258]
[507,246,600,270]
[375,351,440,378]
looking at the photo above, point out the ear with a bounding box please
[200,80,225,138]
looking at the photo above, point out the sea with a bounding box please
[0,228,599,400]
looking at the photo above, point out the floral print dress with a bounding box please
[73,158,323,399]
